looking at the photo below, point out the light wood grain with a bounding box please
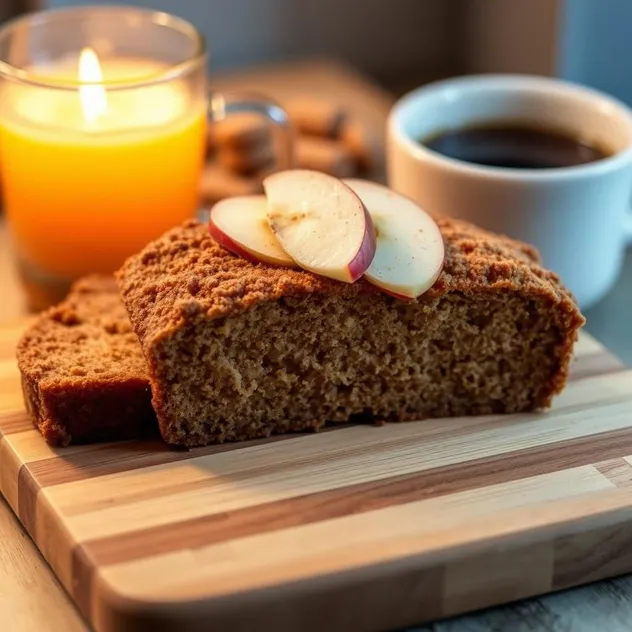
[95,467,615,598]
[40,380,632,544]
[0,496,88,632]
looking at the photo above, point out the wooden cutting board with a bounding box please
[2,323,632,632]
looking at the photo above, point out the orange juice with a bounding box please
[0,57,207,278]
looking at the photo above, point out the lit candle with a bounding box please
[0,48,207,278]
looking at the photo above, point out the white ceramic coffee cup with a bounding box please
[388,75,632,310]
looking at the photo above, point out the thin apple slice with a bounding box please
[263,170,376,282]
[344,179,445,299]
[209,195,295,267]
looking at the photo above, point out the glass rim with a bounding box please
[0,5,207,91]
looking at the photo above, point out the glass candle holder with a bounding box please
[0,6,290,311]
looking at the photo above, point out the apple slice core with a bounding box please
[263,170,376,282]
[209,195,295,267]
[344,179,445,299]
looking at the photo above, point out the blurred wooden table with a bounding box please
[2,59,632,632]
[0,221,26,323]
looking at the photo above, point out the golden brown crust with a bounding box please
[17,276,156,446]
[116,217,581,346]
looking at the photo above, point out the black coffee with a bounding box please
[422,122,612,169]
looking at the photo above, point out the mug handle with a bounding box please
[208,91,294,170]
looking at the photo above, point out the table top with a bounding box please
[1,59,632,632]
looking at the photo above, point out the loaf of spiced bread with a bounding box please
[116,218,584,448]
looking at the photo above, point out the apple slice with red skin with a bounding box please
[209,195,295,267]
[343,179,445,300]
[263,170,376,283]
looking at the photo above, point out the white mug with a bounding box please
[388,75,632,310]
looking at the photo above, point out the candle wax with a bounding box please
[0,59,207,278]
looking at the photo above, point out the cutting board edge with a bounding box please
[86,501,632,632]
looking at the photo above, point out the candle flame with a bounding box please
[78,48,107,123]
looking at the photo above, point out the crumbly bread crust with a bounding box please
[17,276,155,446]
[117,218,584,447]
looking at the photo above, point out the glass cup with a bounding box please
[0,6,291,311]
